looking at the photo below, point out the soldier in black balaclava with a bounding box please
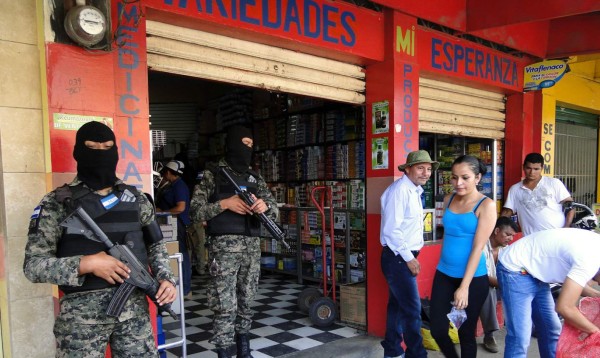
[225,124,254,173]
[24,121,177,357]
[189,124,279,358]
[72,121,119,191]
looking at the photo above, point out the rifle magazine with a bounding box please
[106,282,136,317]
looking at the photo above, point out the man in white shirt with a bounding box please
[497,228,600,358]
[380,150,438,358]
[500,152,574,235]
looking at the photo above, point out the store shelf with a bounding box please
[420,133,505,241]
[261,207,366,285]
[187,92,366,286]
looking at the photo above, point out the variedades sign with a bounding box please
[418,28,524,91]
[145,0,383,61]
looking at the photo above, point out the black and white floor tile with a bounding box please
[159,273,362,358]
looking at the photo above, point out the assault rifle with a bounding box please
[219,167,290,249]
[61,206,178,319]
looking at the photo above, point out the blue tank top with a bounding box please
[437,194,488,278]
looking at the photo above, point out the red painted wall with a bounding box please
[504,92,538,194]
[365,10,423,337]
[47,2,151,191]
[373,0,467,32]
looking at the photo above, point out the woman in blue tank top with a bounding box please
[429,155,497,358]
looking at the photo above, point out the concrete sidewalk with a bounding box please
[281,327,542,357]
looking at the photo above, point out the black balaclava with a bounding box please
[225,125,253,173]
[73,121,118,190]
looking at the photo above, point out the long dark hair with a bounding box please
[452,155,487,176]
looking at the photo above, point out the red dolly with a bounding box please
[296,186,338,327]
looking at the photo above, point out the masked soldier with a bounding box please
[23,121,176,357]
[190,125,278,358]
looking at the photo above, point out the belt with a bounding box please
[383,246,420,260]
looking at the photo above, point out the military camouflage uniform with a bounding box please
[23,178,175,358]
[190,159,278,349]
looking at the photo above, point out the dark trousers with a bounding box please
[430,270,489,358]
[177,221,192,295]
[380,247,427,358]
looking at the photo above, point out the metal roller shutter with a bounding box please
[149,103,198,146]
[418,78,506,139]
[146,21,366,104]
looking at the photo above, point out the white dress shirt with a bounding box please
[380,174,424,262]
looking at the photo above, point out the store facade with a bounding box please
[363,10,531,337]
[2,1,600,356]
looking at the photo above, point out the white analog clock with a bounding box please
[64,5,107,47]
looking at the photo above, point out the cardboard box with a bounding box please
[165,240,180,275]
[340,282,366,326]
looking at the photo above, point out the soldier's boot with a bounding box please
[236,334,254,358]
[216,347,230,358]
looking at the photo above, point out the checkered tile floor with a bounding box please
[160,273,362,358]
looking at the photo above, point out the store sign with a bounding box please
[53,113,113,130]
[523,60,569,92]
[114,1,151,189]
[418,29,523,91]
[146,0,383,60]
[541,120,555,176]
[371,137,389,170]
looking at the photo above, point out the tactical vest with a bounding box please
[206,167,261,236]
[57,184,147,293]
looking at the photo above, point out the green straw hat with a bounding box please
[398,150,439,172]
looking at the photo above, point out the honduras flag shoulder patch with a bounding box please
[31,205,42,219]
[101,193,120,210]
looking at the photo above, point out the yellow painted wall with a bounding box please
[544,61,600,114]
[542,59,600,198]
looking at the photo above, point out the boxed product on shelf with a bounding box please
[260,238,271,253]
[350,269,365,282]
[302,264,314,277]
[302,249,314,261]
[313,246,323,259]
[271,238,279,254]
[350,231,366,249]
[334,212,347,230]
[335,267,345,283]
[260,256,276,268]
[334,250,345,262]
[283,258,297,271]
[334,233,346,248]
[349,252,366,269]
[340,282,366,326]
[156,214,177,242]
